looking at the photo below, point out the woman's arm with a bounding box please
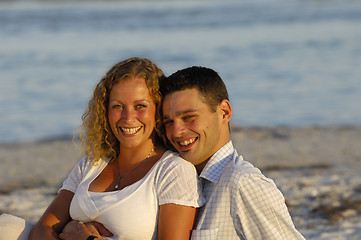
[29,189,74,240]
[158,203,197,240]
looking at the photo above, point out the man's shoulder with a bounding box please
[226,155,261,175]
[221,156,272,187]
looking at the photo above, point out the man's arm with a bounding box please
[231,175,305,239]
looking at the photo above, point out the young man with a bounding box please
[159,66,305,239]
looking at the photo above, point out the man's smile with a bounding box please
[175,137,198,150]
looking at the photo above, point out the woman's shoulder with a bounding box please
[160,150,193,166]
[154,150,196,175]
[74,156,108,174]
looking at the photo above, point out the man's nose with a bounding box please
[172,121,185,137]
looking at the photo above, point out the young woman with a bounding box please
[26,57,203,240]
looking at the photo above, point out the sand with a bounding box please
[1,126,361,239]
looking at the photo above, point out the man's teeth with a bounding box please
[179,138,195,146]
[121,127,141,134]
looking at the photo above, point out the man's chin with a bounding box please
[177,150,188,159]
[178,150,190,159]
[178,151,198,165]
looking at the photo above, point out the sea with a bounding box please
[1,0,361,143]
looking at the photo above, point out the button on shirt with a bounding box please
[191,141,305,240]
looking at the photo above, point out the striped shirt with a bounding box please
[191,141,305,240]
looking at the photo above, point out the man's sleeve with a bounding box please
[230,174,306,239]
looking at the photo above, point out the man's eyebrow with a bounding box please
[163,110,197,119]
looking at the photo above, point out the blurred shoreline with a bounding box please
[1,124,360,189]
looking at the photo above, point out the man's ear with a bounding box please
[218,99,232,122]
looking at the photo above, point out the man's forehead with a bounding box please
[162,90,203,116]
[163,89,201,106]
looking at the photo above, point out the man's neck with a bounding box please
[195,160,209,175]
[194,139,232,175]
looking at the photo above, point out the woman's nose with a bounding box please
[121,108,135,123]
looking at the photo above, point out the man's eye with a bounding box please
[184,115,195,120]
[163,120,173,126]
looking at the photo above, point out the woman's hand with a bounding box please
[60,220,113,240]
[61,220,81,234]
[59,221,102,240]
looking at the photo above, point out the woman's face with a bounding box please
[108,77,156,149]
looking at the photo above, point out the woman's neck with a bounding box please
[117,141,155,166]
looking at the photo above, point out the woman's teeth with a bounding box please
[121,127,141,135]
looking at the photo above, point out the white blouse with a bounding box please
[60,150,204,240]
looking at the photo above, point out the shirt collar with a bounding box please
[199,140,236,184]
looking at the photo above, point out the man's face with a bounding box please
[162,88,227,168]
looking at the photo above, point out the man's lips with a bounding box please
[175,137,197,150]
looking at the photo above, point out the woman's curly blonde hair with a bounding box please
[79,57,164,164]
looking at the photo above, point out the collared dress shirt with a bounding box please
[191,141,305,240]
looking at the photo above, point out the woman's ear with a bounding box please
[218,99,232,122]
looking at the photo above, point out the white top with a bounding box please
[61,150,204,240]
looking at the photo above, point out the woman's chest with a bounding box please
[70,174,159,239]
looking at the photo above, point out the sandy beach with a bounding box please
[1,125,361,239]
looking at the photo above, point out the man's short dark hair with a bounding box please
[159,66,229,112]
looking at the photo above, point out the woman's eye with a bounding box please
[112,105,122,109]
[136,104,147,109]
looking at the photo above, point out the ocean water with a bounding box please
[1,0,361,143]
